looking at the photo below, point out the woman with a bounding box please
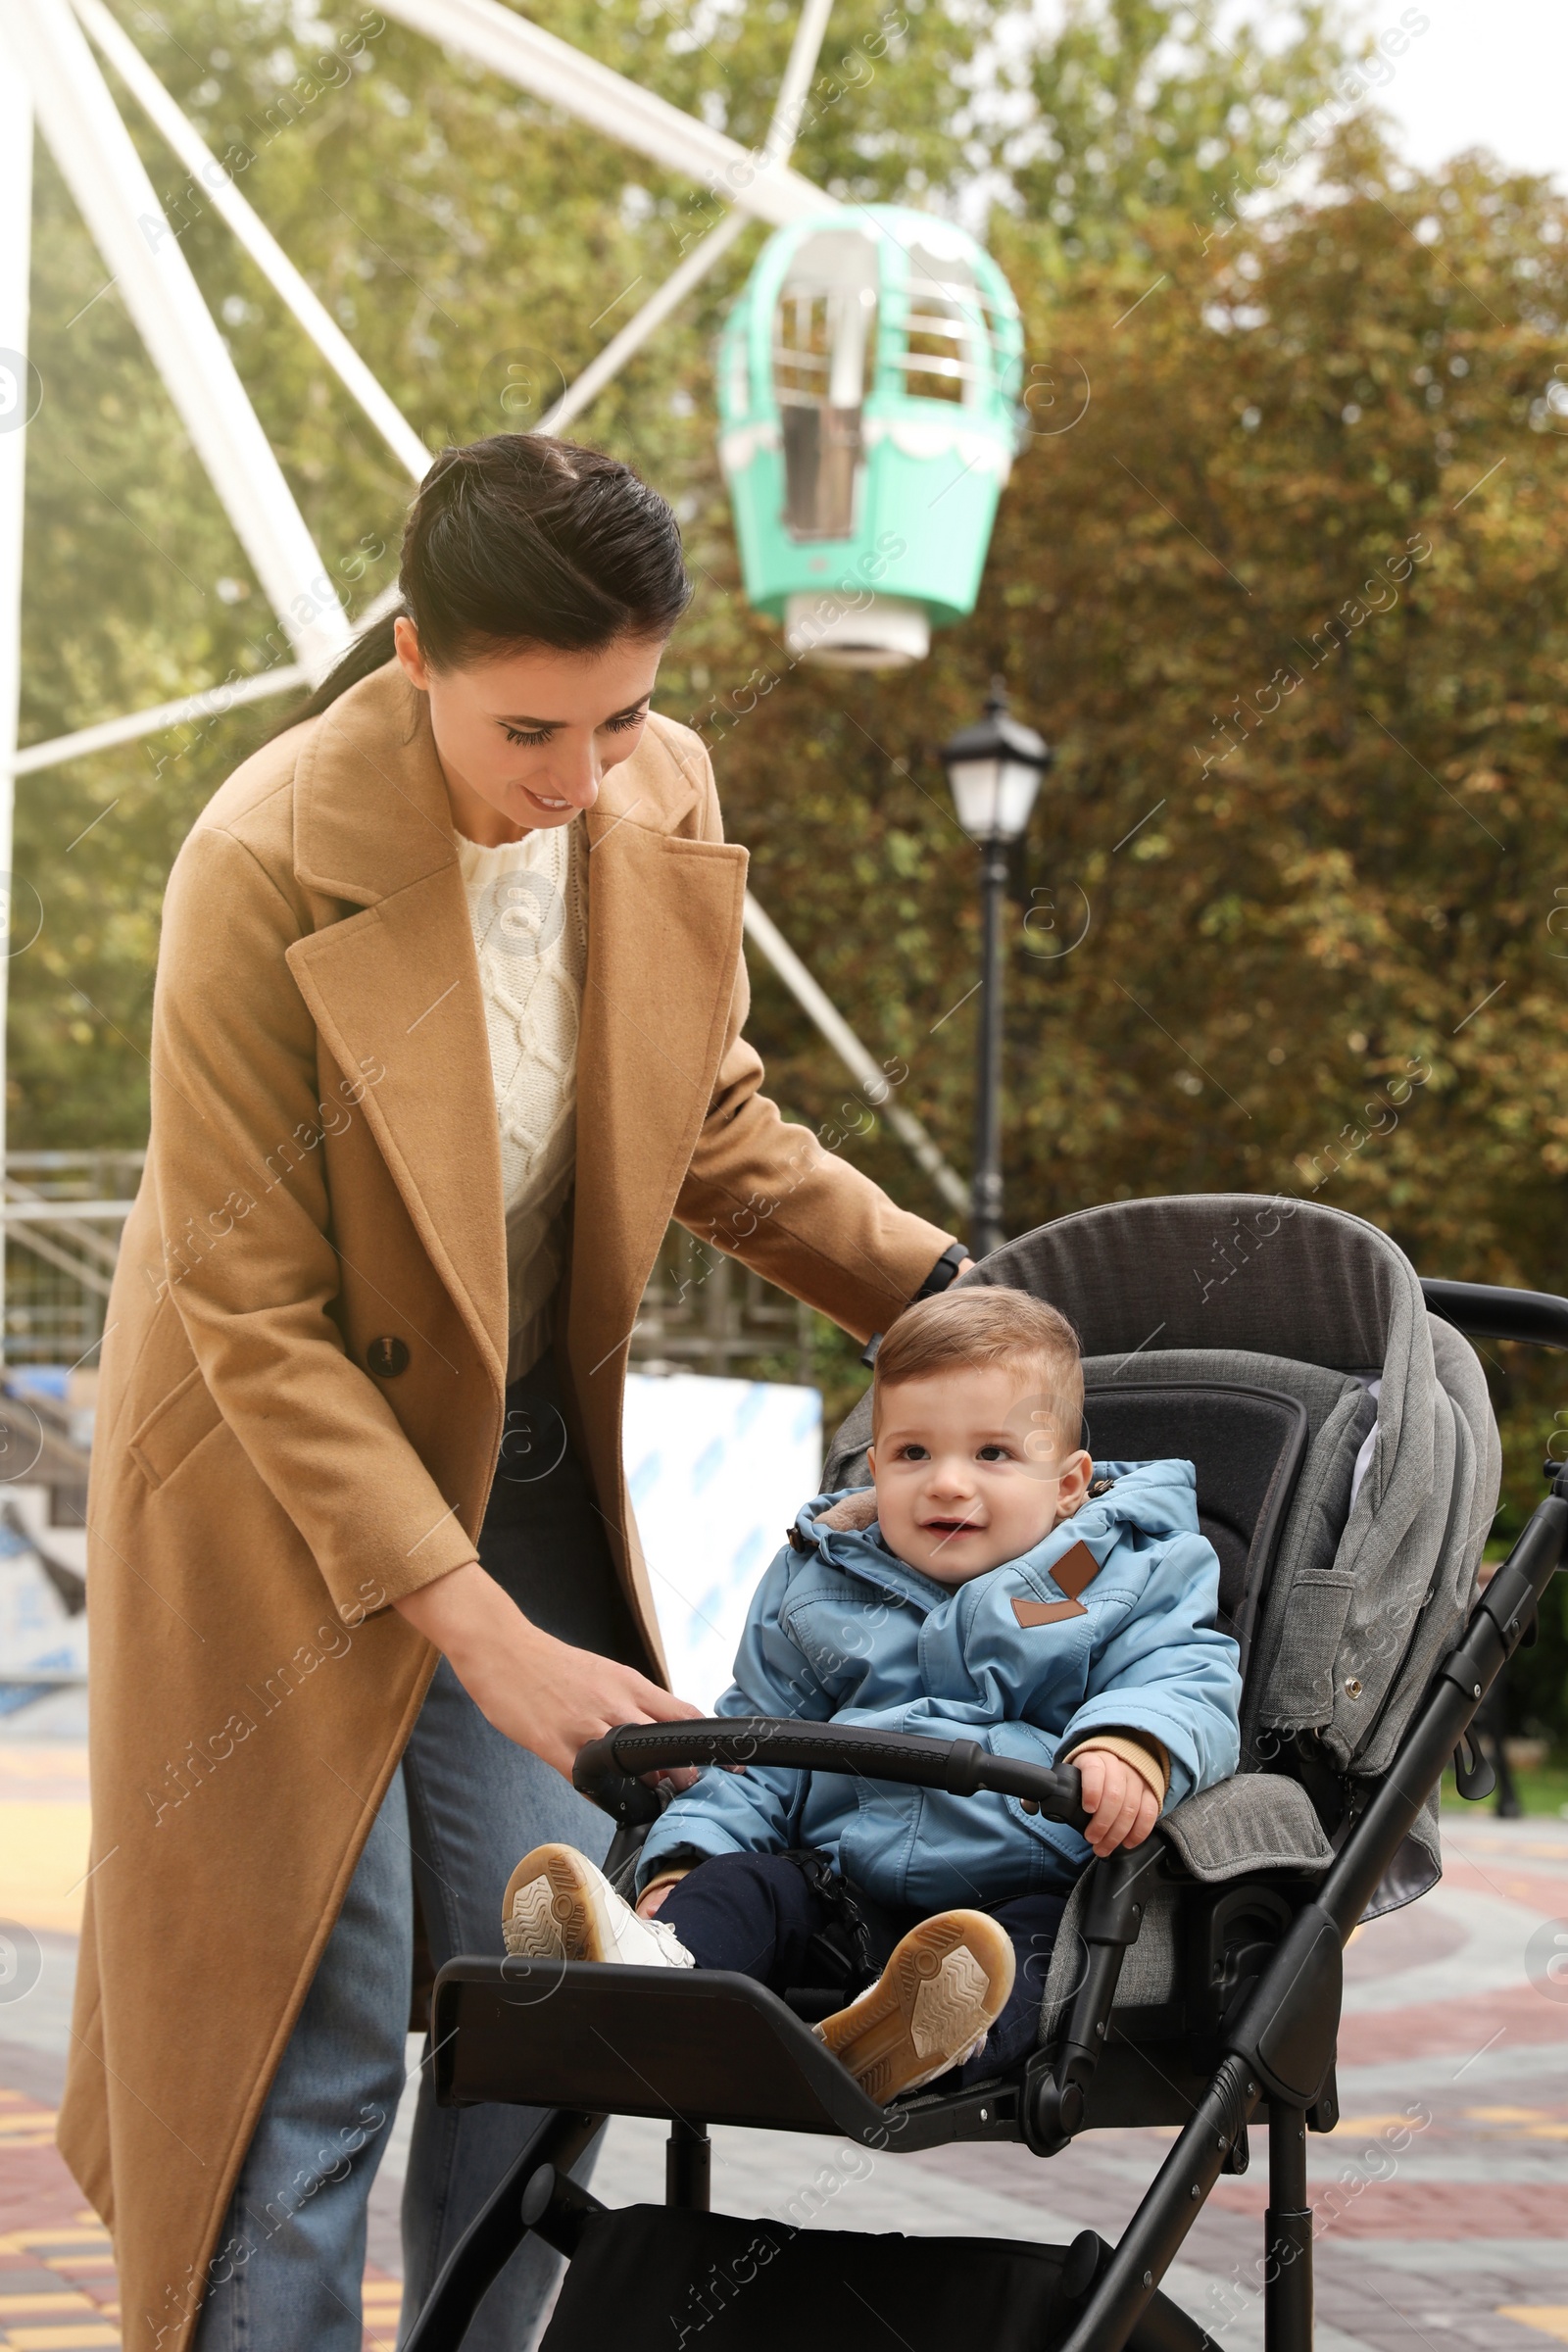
[58,435,962,2352]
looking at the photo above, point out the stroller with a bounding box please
[404,1195,1568,2352]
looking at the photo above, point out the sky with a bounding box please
[1241,0,1568,188]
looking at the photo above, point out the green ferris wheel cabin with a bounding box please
[717,205,1025,670]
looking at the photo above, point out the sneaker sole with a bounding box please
[502,1843,608,1963]
[817,1910,1015,2104]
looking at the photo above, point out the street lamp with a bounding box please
[939,678,1052,1261]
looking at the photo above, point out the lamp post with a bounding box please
[939,679,1052,1261]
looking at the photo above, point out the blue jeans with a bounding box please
[193,1356,648,2352]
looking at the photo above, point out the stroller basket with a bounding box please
[406,1197,1568,2352]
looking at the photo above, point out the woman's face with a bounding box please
[394,617,666,845]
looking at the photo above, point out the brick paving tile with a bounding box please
[1443,1856,1568,1916]
[1337,1981,1568,2064]
[1203,2176,1568,2234]
[1500,2312,1568,2344]
[0,2159,120,2352]
[0,2117,402,2351]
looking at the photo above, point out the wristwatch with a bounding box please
[909,1241,968,1302]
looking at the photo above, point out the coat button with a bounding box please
[367,1336,411,1379]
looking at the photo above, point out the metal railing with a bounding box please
[4,1151,144,1366]
[629,1226,815,1387]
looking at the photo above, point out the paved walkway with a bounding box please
[1,1741,1563,2348]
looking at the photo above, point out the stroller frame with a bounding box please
[405,1264,1568,2352]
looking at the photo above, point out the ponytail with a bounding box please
[270,612,404,739]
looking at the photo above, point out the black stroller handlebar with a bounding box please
[1421,1275,1568,1352]
[572,1717,1090,1835]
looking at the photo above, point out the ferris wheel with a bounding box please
[0,0,1031,1299]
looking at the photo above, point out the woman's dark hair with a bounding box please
[272,434,692,734]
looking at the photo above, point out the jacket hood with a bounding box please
[795,1456,1201,1600]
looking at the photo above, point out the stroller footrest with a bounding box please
[431,1957,888,2137]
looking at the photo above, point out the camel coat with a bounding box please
[57,662,954,2348]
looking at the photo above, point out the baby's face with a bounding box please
[866,1365,1093,1585]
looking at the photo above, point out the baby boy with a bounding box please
[502,1287,1242,2101]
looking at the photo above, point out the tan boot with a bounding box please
[815,1909,1015,2103]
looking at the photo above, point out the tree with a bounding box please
[999,0,1353,264]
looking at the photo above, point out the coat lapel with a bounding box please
[287,877,509,1385]
[286,667,507,1382]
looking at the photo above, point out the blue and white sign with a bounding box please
[625,1374,823,1712]
[0,1495,87,1694]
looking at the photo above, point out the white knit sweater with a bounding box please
[455,817,588,1380]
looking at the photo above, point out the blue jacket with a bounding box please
[637,1460,1242,1911]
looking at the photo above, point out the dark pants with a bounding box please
[662,1851,1067,2077]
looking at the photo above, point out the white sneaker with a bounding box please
[502,1842,696,1969]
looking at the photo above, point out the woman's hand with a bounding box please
[394,1559,703,1785]
[1072,1746,1160,1858]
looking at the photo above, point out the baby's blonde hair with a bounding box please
[871,1287,1084,1455]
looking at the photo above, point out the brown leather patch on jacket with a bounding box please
[1053,1540,1102,1600]
[1012,1540,1102,1627]
[1013,1596,1085,1627]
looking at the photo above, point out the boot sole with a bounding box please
[502,1843,608,1962]
[817,1910,1015,2104]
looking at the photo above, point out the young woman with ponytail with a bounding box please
[58,436,962,2352]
